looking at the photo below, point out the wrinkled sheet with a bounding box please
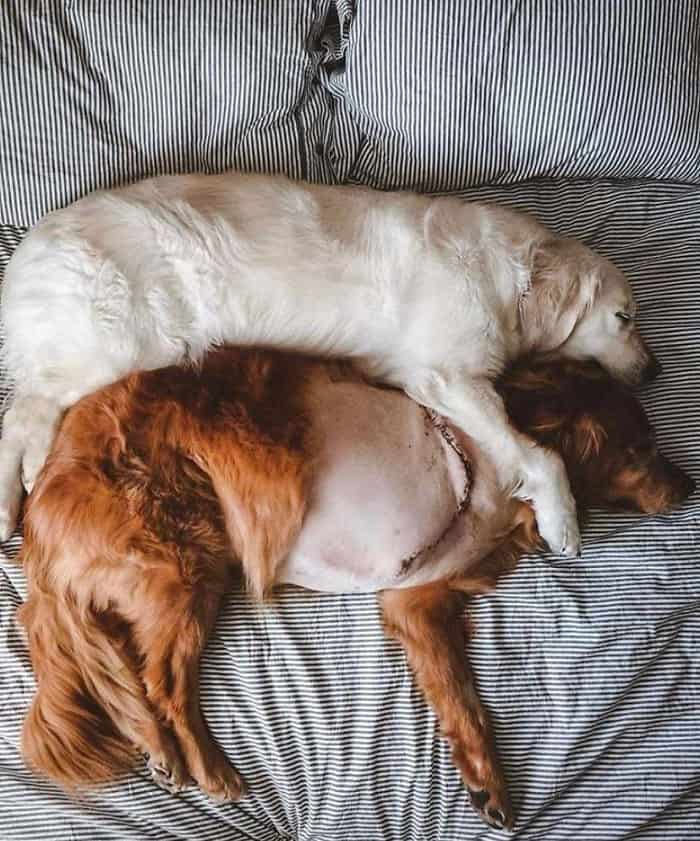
[0,178,698,840]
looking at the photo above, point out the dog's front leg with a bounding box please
[380,582,512,831]
[407,372,580,557]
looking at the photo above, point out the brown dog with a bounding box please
[18,350,693,831]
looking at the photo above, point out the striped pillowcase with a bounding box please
[0,0,328,227]
[333,0,700,190]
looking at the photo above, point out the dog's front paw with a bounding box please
[521,449,581,557]
[14,396,63,494]
[537,507,581,558]
[21,443,51,494]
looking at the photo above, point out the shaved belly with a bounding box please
[280,375,506,593]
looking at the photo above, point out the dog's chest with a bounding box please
[279,377,493,593]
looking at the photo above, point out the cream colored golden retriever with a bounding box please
[0,174,658,555]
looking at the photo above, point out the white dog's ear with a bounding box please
[523,238,601,352]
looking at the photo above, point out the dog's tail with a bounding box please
[19,574,145,787]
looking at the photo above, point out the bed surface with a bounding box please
[1,1,699,837]
[1,178,698,840]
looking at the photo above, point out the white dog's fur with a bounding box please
[0,173,654,549]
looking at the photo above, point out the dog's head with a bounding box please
[526,238,659,386]
[499,359,695,514]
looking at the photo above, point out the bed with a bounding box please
[1,2,698,839]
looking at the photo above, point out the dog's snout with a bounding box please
[639,354,662,385]
[661,458,696,506]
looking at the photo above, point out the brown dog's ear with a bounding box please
[573,414,607,462]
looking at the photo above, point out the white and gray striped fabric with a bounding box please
[1,1,700,839]
[339,0,700,191]
[0,0,335,226]
[0,179,699,840]
[2,1,699,226]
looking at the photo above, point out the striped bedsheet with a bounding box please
[1,1,699,837]
[0,178,698,840]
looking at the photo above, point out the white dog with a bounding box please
[0,173,657,549]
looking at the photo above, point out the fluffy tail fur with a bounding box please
[19,579,153,787]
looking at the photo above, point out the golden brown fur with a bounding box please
[21,349,320,800]
[18,349,694,830]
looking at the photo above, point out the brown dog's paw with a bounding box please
[145,751,191,794]
[199,762,247,803]
[451,735,513,830]
[468,785,513,832]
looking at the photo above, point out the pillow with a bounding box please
[0,0,329,226]
[4,1,698,228]
[330,0,700,191]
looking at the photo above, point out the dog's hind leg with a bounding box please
[380,581,512,831]
[0,392,76,540]
[19,590,189,792]
[0,393,65,540]
[0,401,25,541]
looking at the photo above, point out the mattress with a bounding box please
[0,178,698,840]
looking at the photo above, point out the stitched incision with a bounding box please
[397,409,473,577]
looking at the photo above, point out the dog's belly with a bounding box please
[279,377,495,593]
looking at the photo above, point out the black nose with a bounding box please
[639,355,662,385]
[671,465,696,501]
[685,474,697,498]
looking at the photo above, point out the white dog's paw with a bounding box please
[21,421,59,493]
[21,438,52,494]
[0,503,20,543]
[21,462,39,495]
[2,395,62,496]
[519,447,582,558]
[0,456,25,541]
[537,506,581,558]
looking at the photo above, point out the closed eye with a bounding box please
[616,311,632,323]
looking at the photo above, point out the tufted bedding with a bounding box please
[0,2,699,839]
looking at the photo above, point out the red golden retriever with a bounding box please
[18,349,693,831]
